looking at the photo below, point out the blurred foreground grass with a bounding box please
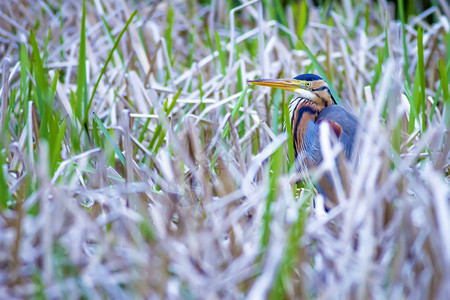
[0,0,449,299]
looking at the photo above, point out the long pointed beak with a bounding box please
[247,78,302,92]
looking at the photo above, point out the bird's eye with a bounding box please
[305,82,311,87]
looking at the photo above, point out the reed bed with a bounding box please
[0,0,449,299]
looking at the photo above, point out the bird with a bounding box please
[248,73,359,205]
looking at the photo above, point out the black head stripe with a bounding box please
[311,86,329,92]
[330,93,337,105]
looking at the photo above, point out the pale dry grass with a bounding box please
[0,0,449,299]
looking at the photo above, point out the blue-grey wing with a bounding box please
[316,105,359,159]
[303,105,359,163]
[303,120,321,164]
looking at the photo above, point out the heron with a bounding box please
[248,73,359,205]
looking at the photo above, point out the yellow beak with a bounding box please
[247,78,303,92]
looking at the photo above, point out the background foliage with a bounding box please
[0,0,448,298]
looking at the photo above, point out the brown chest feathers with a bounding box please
[289,98,320,156]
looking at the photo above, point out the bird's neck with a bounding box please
[289,98,321,156]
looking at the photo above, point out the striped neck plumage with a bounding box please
[289,97,321,157]
[288,97,320,122]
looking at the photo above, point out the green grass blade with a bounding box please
[19,43,30,124]
[271,90,282,133]
[398,0,411,86]
[149,124,162,151]
[269,194,309,299]
[165,4,174,60]
[408,27,426,133]
[93,113,125,167]
[29,30,46,116]
[416,26,426,131]
[58,0,64,59]
[284,100,294,170]
[295,1,308,41]
[273,1,293,48]
[204,25,216,70]
[92,116,102,148]
[437,59,449,124]
[409,69,420,133]
[199,73,205,112]
[446,32,450,65]
[85,10,138,125]
[166,88,182,114]
[76,0,87,123]
[261,143,284,251]
[0,138,11,209]
[30,30,54,141]
[263,0,276,22]
[364,3,369,35]
[235,44,243,92]
[145,87,180,162]
[101,16,123,67]
[222,86,248,138]
[137,118,152,144]
[214,30,226,75]
[153,127,166,156]
[50,118,67,173]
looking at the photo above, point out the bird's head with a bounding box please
[248,73,337,108]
